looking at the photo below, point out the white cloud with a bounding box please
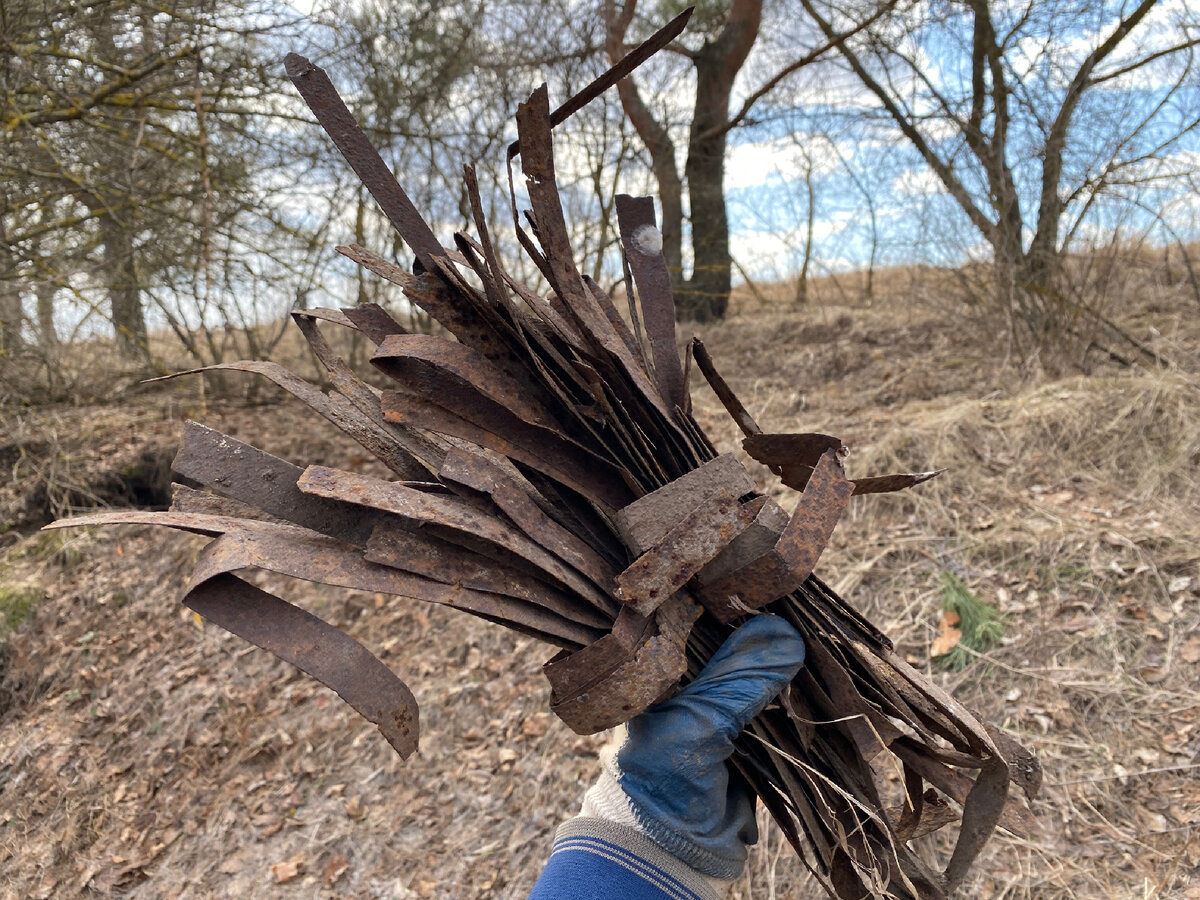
[725,135,842,190]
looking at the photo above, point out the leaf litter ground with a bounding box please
[2,273,1199,898]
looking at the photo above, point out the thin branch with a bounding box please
[705,0,900,141]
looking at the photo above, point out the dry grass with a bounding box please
[1,266,1199,898]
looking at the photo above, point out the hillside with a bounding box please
[2,270,1199,899]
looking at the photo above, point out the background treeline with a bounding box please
[2,0,1198,401]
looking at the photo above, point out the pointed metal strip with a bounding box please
[506,7,693,157]
[690,337,766,440]
[292,307,356,329]
[43,509,283,538]
[460,165,517,317]
[285,55,443,272]
[342,303,409,345]
[615,195,685,410]
[513,86,677,424]
[184,572,418,758]
[779,464,945,496]
[147,361,427,480]
[851,470,944,495]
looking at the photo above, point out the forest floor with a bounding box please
[2,267,1199,899]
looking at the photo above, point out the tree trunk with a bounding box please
[606,4,684,291]
[794,161,816,305]
[0,281,24,359]
[678,0,762,322]
[99,212,149,362]
[0,239,24,359]
[36,277,57,349]
[682,64,732,321]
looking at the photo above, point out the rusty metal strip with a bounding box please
[285,54,444,272]
[618,237,652,378]
[190,520,599,649]
[42,509,270,538]
[292,307,356,329]
[615,194,685,411]
[453,234,512,317]
[184,571,419,758]
[380,390,633,512]
[513,87,677,424]
[461,164,518,317]
[880,652,1000,756]
[743,433,845,469]
[170,483,280,522]
[150,360,430,481]
[292,313,444,476]
[296,465,616,615]
[941,756,1009,892]
[615,488,757,617]
[365,519,608,635]
[700,451,852,622]
[337,245,533,385]
[545,595,700,734]
[690,337,766,440]
[46,508,592,643]
[573,360,662,492]
[437,449,617,595]
[371,334,558,432]
[775,450,854,574]
[586,275,649,379]
[512,464,627,568]
[543,605,650,703]
[890,739,1035,838]
[775,463,945,496]
[615,453,755,553]
[507,7,692,158]
[804,573,893,652]
[342,303,409,345]
[170,422,381,545]
[696,496,788,586]
[851,471,944,495]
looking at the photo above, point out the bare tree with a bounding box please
[799,0,1200,360]
[604,0,894,321]
[2,0,316,375]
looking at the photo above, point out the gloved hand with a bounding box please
[528,614,806,900]
[580,613,807,880]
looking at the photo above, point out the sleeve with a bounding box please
[526,818,724,900]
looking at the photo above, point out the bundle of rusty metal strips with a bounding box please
[48,12,1039,898]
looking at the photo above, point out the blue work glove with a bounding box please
[578,614,806,881]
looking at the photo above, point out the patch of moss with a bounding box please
[0,582,43,638]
